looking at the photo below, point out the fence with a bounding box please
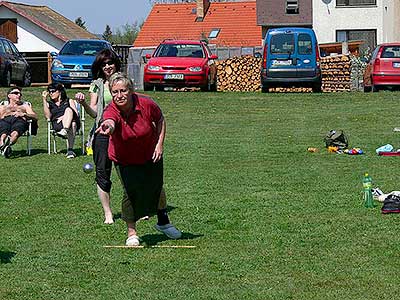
[22,52,52,85]
[127,46,263,90]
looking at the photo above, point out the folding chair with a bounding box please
[0,100,34,155]
[47,100,85,155]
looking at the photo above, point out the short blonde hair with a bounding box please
[108,72,134,92]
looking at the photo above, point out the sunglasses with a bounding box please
[9,91,22,96]
[48,89,57,93]
[101,60,115,67]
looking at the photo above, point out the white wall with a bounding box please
[0,7,65,52]
[313,0,399,45]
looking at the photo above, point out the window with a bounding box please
[270,33,295,54]
[336,29,376,52]
[298,34,312,54]
[208,29,220,39]
[336,0,376,6]
[286,0,299,14]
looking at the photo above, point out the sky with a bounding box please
[15,0,153,34]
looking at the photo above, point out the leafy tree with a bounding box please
[102,25,113,41]
[75,17,87,30]
[110,21,143,45]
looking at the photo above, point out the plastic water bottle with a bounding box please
[362,173,375,208]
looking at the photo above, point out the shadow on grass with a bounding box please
[6,148,47,159]
[140,232,203,246]
[0,251,16,264]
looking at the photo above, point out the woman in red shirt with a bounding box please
[96,72,181,246]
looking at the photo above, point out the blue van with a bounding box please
[261,27,322,92]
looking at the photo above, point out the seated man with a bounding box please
[0,87,38,158]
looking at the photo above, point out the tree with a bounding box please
[102,25,113,42]
[111,21,143,45]
[75,17,87,30]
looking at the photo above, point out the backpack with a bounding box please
[324,130,348,149]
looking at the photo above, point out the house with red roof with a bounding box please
[134,0,261,49]
[0,1,97,53]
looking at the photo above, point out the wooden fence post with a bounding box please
[47,52,52,84]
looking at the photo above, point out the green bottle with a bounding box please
[362,173,375,208]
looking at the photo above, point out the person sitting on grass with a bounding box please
[42,83,80,159]
[0,87,38,158]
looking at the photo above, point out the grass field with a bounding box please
[1,87,400,299]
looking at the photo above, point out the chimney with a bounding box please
[196,0,210,22]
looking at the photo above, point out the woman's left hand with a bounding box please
[152,144,163,162]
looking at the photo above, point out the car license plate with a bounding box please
[272,60,292,66]
[393,62,400,68]
[164,74,184,80]
[70,72,89,78]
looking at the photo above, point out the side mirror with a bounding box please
[209,54,218,59]
[254,52,262,58]
[145,53,152,59]
[50,51,58,57]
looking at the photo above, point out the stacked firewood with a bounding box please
[216,56,261,92]
[320,55,351,92]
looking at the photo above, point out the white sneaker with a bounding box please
[0,135,10,152]
[125,235,140,246]
[56,128,68,139]
[66,150,76,159]
[155,223,182,239]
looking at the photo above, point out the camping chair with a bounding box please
[0,100,34,155]
[47,100,85,155]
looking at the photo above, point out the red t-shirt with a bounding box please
[103,93,163,165]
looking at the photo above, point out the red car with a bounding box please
[363,43,400,92]
[143,40,218,91]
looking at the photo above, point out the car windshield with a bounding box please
[155,44,204,58]
[60,41,108,56]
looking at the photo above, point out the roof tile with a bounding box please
[134,1,261,48]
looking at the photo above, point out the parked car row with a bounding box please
[2,35,400,93]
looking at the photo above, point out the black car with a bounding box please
[0,36,31,87]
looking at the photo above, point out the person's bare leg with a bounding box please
[61,108,73,129]
[66,122,76,149]
[97,184,113,224]
[127,222,137,238]
[9,131,19,145]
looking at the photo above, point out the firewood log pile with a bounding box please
[215,54,352,92]
[320,55,351,92]
[216,56,262,92]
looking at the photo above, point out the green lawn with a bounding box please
[1,88,400,299]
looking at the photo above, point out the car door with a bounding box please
[296,32,317,78]
[267,32,296,78]
[7,40,26,81]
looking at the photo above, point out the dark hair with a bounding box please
[48,82,68,102]
[91,49,121,80]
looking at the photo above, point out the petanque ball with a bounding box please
[83,163,94,173]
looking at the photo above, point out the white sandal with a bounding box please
[125,235,140,246]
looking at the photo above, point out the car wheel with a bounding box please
[201,75,211,92]
[22,69,32,87]
[372,84,379,92]
[312,82,322,93]
[155,85,164,91]
[143,83,154,91]
[2,69,11,87]
[261,84,269,93]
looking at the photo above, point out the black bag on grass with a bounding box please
[324,130,348,149]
